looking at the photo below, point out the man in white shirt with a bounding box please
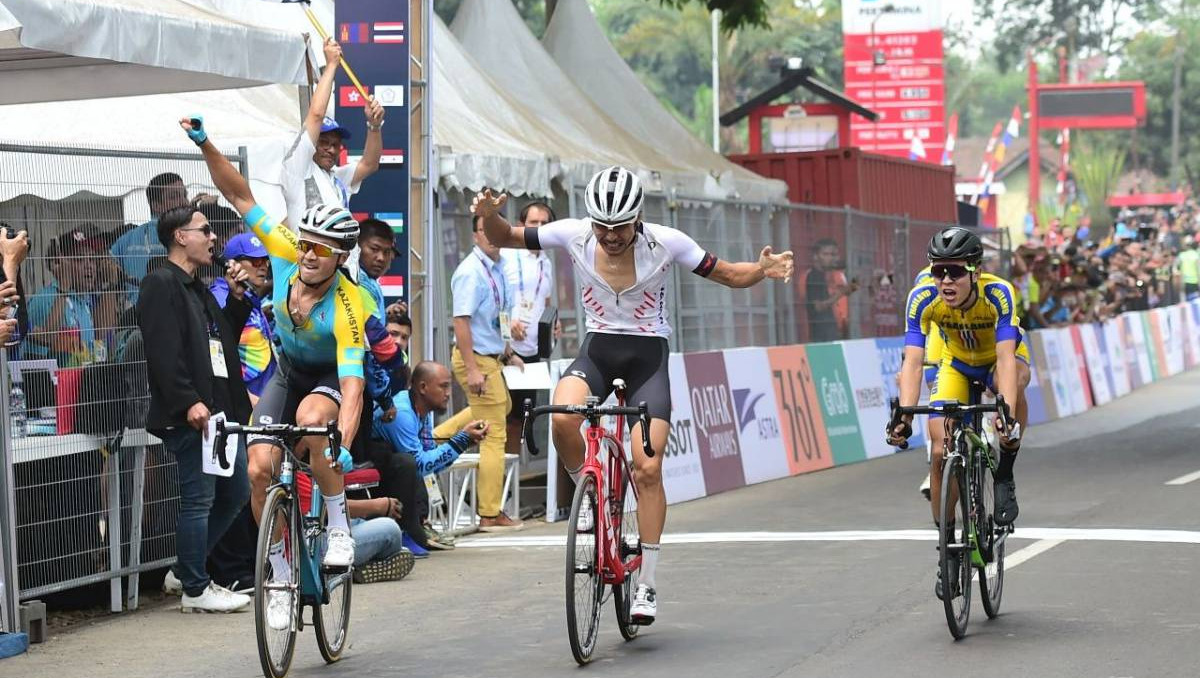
[282,38,385,230]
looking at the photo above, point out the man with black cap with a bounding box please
[281,37,385,232]
[26,228,105,366]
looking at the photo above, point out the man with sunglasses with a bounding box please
[182,118,386,625]
[472,165,794,625]
[887,227,1031,600]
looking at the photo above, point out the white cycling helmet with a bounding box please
[299,203,359,246]
[585,166,643,227]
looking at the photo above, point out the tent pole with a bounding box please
[711,9,721,153]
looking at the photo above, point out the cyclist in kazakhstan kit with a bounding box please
[887,227,1030,599]
[182,118,398,631]
[473,166,794,624]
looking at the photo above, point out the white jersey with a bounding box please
[529,219,716,338]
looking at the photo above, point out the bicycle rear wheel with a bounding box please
[313,503,353,663]
[565,473,603,665]
[938,454,972,640]
[611,453,641,641]
[255,487,300,678]
[978,461,1005,619]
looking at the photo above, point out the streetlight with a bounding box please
[869,3,897,152]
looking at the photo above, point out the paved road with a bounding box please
[6,372,1200,678]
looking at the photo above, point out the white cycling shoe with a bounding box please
[266,589,293,631]
[630,584,657,625]
[322,528,356,569]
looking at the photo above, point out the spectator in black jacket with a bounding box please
[138,205,256,614]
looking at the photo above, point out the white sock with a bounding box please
[323,492,350,532]
[639,543,660,589]
[268,540,291,583]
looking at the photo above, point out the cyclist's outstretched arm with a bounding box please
[472,190,527,249]
[180,118,257,217]
[707,247,794,288]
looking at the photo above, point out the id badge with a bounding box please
[209,339,229,379]
[499,310,513,342]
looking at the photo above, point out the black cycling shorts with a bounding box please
[563,333,671,424]
[248,355,342,449]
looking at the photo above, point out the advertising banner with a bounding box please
[1032,330,1072,416]
[722,348,790,485]
[804,343,868,466]
[683,352,746,496]
[1125,313,1155,384]
[1023,348,1051,425]
[1077,324,1112,406]
[840,339,894,458]
[1145,310,1168,378]
[1164,306,1186,376]
[875,336,927,450]
[1103,319,1132,398]
[1186,302,1200,368]
[766,345,833,476]
[1062,327,1092,413]
[663,354,708,504]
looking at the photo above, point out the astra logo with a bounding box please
[733,388,781,439]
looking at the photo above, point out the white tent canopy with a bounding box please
[0,0,309,105]
[452,0,733,199]
[543,0,785,203]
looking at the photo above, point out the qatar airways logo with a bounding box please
[690,384,740,459]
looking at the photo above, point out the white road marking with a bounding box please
[1003,538,1064,570]
[1165,468,1200,485]
[457,528,1200,549]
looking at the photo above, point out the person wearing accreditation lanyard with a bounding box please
[472,166,794,625]
[450,215,524,532]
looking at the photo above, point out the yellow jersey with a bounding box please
[905,272,1022,367]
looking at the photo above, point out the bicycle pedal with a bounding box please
[320,564,352,575]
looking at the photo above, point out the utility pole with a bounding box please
[1171,40,1184,189]
[712,9,721,153]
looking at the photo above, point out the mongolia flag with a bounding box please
[908,135,927,162]
[338,23,369,44]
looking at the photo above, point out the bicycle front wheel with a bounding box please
[313,504,353,663]
[565,473,603,665]
[978,461,1005,619]
[255,486,299,678]
[612,454,641,641]
[938,454,972,640]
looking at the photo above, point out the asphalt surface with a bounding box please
[6,370,1200,678]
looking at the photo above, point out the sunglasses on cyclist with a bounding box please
[298,239,348,258]
[930,264,975,281]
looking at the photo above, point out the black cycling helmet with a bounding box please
[927,226,983,264]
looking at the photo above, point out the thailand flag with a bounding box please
[338,23,369,44]
[373,22,405,44]
[908,135,927,161]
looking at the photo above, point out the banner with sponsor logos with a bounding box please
[722,348,790,485]
[804,343,868,466]
[1030,330,1071,417]
[874,336,928,450]
[683,352,747,495]
[1124,313,1155,385]
[1077,323,1112,406]
[840,339,895,458]
[662,353,708,504]
[1023,342,1051,426]
[1185,302,1200,368]
[766,345,834,475]
[1163,307,1186,376]
[1145,310,1168,379]
[1103,319,1132,398]
[1064,326,1094,412]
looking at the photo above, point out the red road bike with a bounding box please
[524,379,653,665]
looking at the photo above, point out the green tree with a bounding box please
[434,0,547,36]
[1073,141,1127,234]
[978,0,1154,71]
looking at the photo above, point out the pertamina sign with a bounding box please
[842,0,945,160]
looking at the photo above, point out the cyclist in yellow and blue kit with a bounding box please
[887,228,1030,599]
[183,115,401,630]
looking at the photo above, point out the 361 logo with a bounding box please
[772,364,823,463]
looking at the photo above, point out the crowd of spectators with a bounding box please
[1009,203,1199,330]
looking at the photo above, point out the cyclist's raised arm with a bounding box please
[657,226,793,288]
[472,190,527,249]
[181,117,257,218]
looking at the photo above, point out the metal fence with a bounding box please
[0,142,247,624]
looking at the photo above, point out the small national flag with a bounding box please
[908,135,927,161]
[373,22,405,44]
[379,274,405,298]
[380,149,405,165]
[374,212,405,233]
[373,85,405,107]
[339,86,370,107]
[338,23,369,44]
[941,113,958,166]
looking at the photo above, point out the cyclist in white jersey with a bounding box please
[473,166,793,625]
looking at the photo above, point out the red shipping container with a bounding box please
[728,148,956,223]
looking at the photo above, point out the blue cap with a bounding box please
[319,116,352,141]
[223,233,268,260]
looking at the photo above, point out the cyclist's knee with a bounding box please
[248,454,274,488]
[633,462,663,490]
[551,413,585,443]
[295,407,330,428]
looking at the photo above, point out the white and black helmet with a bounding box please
[585,166,643,227]
[299,203,359,245]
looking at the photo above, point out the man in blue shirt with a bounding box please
[450,216,523,531]
[373,360,488,475]
[111,172,191,283]
[26,229,104,366]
